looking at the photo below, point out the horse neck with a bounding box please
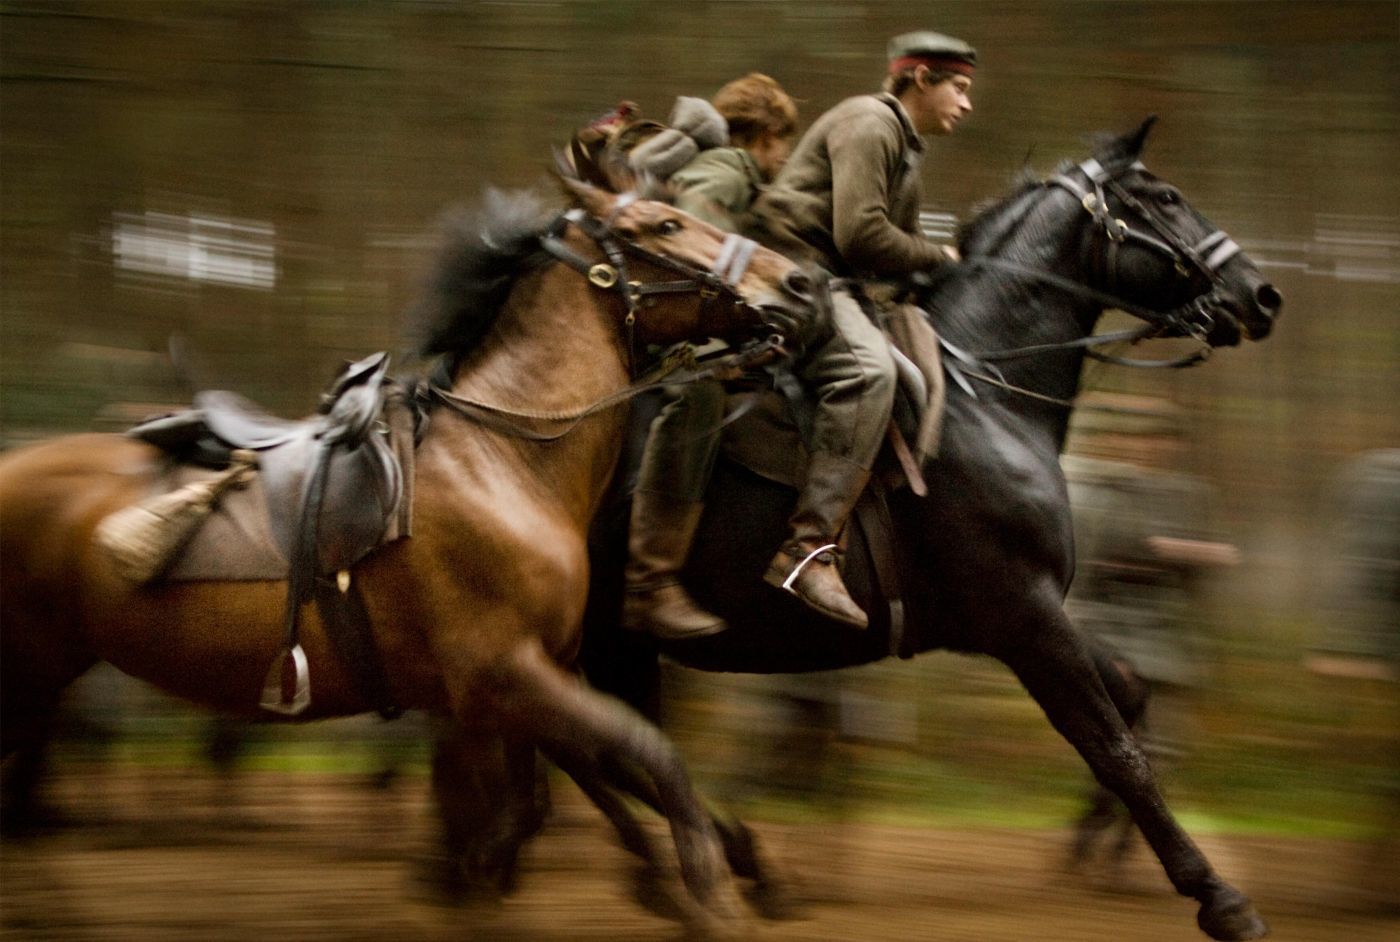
[436,264,631,524]
[942,193,1103,446]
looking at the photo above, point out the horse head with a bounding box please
[556,177,821,350]
[1055,117,1282,347]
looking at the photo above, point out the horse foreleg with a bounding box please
[422,724,542,903]
[1070,645,1152,871]
[592,754,797,919]
[544,746,709,924]
[1002,611,1266,941]
[479,640,740,932]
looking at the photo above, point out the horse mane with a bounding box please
[956,170,1043,259]
[403,188,561,362]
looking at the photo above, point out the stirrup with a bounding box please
[778,542,839,593]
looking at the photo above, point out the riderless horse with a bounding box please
[0,180,820,932]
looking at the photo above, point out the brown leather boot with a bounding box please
[623,493,727,639]
[763,452,870,629]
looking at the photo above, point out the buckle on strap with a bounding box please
[587,263,619,288]
[780,543,839,592]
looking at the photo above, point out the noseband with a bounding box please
[539,196,767,371]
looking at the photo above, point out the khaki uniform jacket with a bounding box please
[670,147,765,234]
[754,93,948,278]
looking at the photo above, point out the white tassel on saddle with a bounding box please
[94,449,257,584]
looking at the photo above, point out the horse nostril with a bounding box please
[783,270,813,300]
[1255,283,1283,318]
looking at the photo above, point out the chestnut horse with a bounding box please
[0,180,818,929]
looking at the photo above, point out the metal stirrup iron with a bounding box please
[781,542,840,592]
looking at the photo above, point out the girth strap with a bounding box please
[314,573,402,720]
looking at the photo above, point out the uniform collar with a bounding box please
[875,92,925,153]
[735,147,766,190]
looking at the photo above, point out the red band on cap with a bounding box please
[889,55,975,77]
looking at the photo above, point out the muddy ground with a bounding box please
[2,767,1395,942]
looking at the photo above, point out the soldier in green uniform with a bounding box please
[622,74,800,638]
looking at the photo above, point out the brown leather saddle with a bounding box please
[131,352,411,579]
[128,352,413,716]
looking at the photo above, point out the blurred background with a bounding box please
[1,2,1396,939]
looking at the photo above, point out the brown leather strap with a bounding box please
[853,482,910,659]
[885,420,927,496]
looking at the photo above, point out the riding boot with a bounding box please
[622,492,727,639]
[763,452,871,629]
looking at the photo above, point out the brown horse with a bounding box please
[0,180,818,931]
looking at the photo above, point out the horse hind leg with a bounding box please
[1,651,97,838]
[1001,608,1266,941]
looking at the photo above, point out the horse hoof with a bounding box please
[1197,887,1269,940]
[743,878,805,921]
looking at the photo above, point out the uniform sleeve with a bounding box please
[670,151,752,233]
[826,111,948,276]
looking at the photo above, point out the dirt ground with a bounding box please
[2,767,1396,942]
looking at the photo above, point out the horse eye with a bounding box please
[1158,189,1181,205]
[657,219,683,235]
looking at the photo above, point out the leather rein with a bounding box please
[425,198,784,440]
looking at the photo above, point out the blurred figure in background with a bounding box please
[1306,448,1399,911]
[620,74,800,639]
[1060,393,1240,876]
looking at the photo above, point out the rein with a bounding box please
[423,336,784,442]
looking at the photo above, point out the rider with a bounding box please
[749,30,974,628]
[621,74,800,639]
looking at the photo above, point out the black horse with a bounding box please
[578,118,1282,940]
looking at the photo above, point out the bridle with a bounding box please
[1049,157,1242,303]
[422,195,791,440]
[965,156,1245,369]
[538,195,773,372]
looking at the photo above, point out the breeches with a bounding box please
[794,289,897,468]
[634,379,726,503]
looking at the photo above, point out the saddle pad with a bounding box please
[160,403,416,583]
[163,466,290,581]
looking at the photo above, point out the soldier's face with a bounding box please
[751,131,794,181]
[918,73,974,136]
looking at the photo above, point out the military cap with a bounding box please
[886,31,977,76]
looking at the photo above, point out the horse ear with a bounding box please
[1125,115,1158,158]
[1096,115,1158,169]
[557,174,618,218]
